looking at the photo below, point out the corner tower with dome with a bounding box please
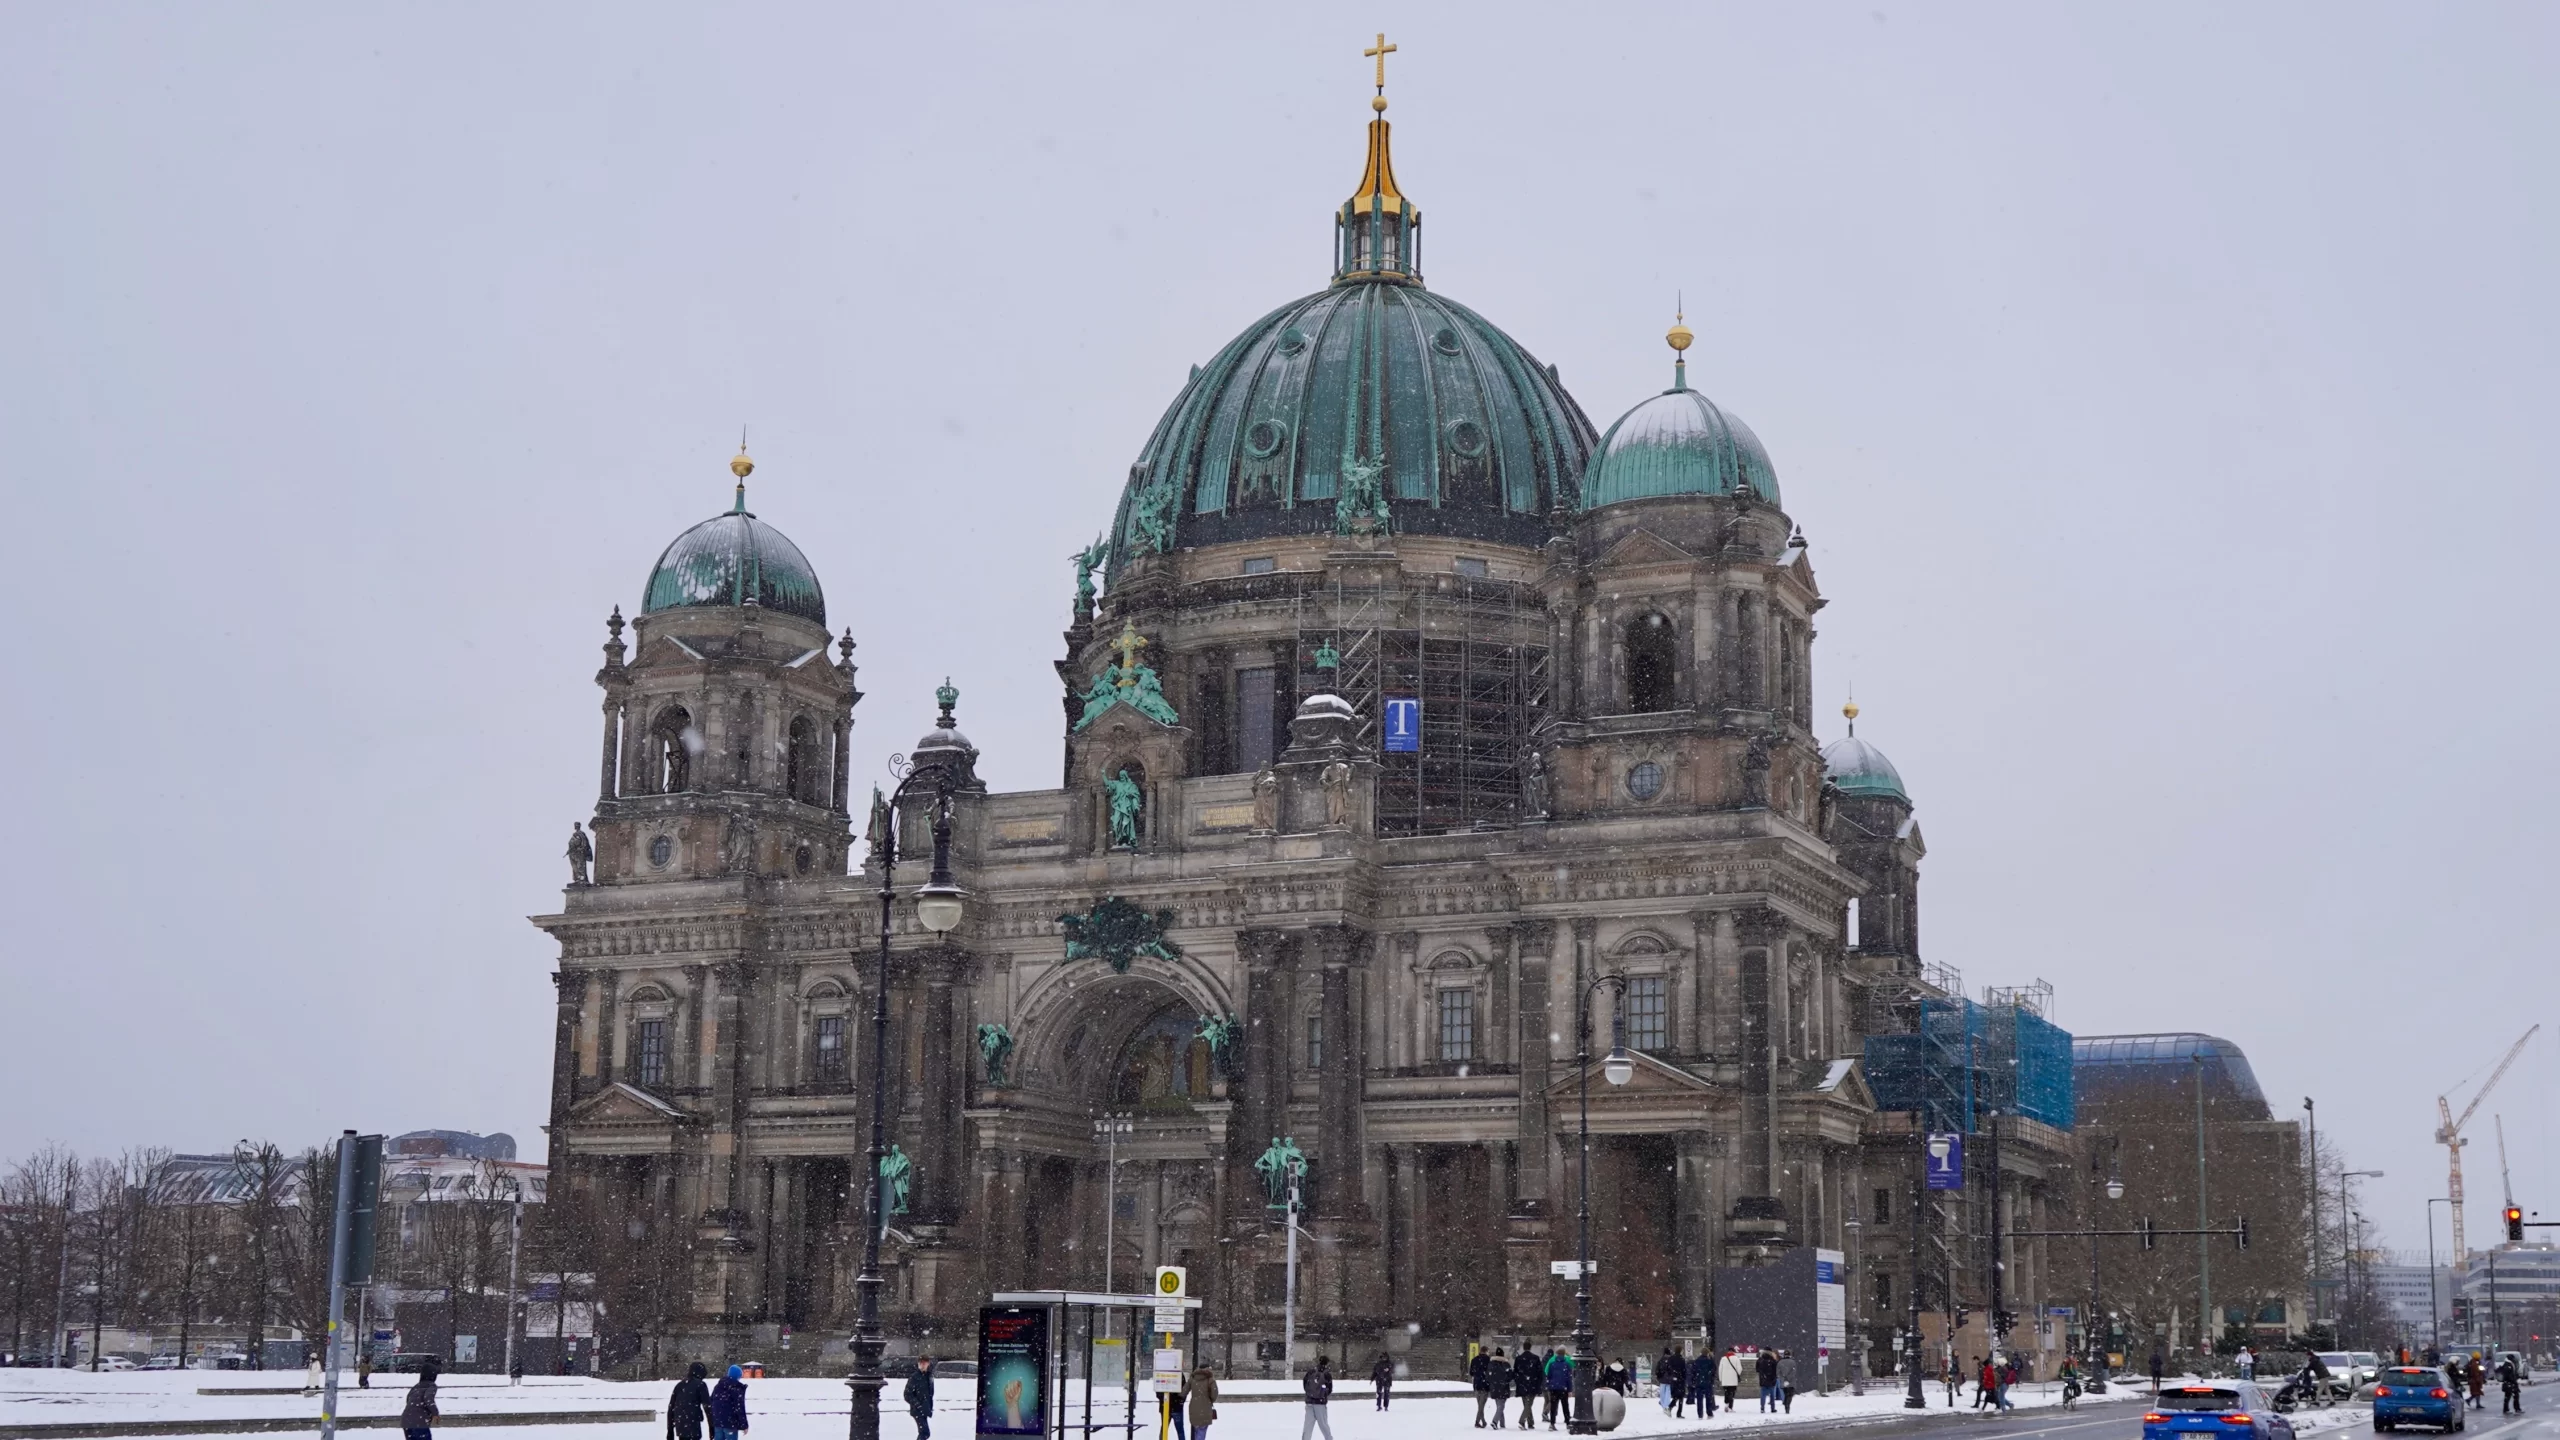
[532,51,2076,1384]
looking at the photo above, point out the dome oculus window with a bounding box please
[1277,326,1309,357]
[1626,761,1665,802]
[1245,419,1287,458]
[1431,327,1463,356]
[1446,419,1486,456]
[648,834,675,868]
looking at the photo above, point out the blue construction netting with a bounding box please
[1863,998,2075,1133]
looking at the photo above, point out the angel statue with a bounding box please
[976,1022,1016,1087]
[1105,768,1144,849]
[1071,535,1108,613]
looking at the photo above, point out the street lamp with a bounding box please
[1094,1115,1135,1296]
[2089,1133,2123,1393]
[2428,1197,2453,1354]
[1569,972,1633,1436]
[1846,1217,1866,1395]
[847,755,965,1440]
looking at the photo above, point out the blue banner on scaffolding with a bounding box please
[1925,1133,1964,1190]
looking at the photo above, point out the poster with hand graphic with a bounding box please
[977,1305,1048,1436]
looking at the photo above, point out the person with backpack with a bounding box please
[2499,1355,2523,1415]
[1544,1348,1573,1429]
[1300,1354,1335,1440]
[1756,1348,1780,1412]
[666,1362,712,1440]
[1689,1349,1717,1418]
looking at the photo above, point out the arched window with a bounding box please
[650,707,693,793]
[787,715,819,804]
[1625,612,1677,713]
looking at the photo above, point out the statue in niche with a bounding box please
[1519,751,1550,821]
[1195,1012,1240,1076]
[1320,761,1352,827]
[1334,456,1390,537]
[879,1144,914,1220]
[566,824,593,885]
[1251,769,1279,832]
[975,1023,1016,1087]
[1105,768,1144,849]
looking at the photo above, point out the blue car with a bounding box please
[2373,1365,2465,1433]
[2145,1382,2297,1440]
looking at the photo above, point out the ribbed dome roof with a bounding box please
[1110,283,1597,568]
[1583,377,1778,511]
[1822,734,1907,803]
[642,500,825,626]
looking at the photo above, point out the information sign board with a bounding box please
[1384,698,1420,753]
[976,1306,1049,1437]
[1925,1133,1965,1191]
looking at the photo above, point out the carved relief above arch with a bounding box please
[1007,956,1232,1102]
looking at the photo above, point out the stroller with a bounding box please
[2271,1354,2334,1413]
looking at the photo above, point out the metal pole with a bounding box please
[319,1131,358,1440]
[1848,1217,1865,1394]
[2193,1055,2212,1357]
[2428,1198,2447,1354]
[502,1194,523,1382]
[2304,1099,2322,1331]
[1569,975,1599,1435]
[1986,1109,2006,1362]
[1905,1120,1926,1409]
[1283,1164,1301,1368]
[848,783,913,1440]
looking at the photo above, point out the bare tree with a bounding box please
[228,1142,295,1367]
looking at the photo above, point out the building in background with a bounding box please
[2369,1257,2454,1344]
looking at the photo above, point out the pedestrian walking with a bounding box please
[1514,1348,1541,1429]
[667,1361,712,1440]
[2466,1356,2487,1410]
[1473,1346,1497,1427]
[1187,1362,1219,1440]
[1658,1346,1685,1417]
[709,1364,750,1440]
[1994,1354,2016,1412]
[1544,1348,1573,1429]
[905,1356,937,1440]
[1756,1348,1780,1412]
[1371,1353,1394,1411]
[2148,1349,2165,1399]
[2499,1355,2522,1415]
[1300,1354,1335,1440]
[1601,1358,1629,1394]
[2237,1347,2256,1382]
[357,1352,372,1390]
[400,1358,441,1440]
[1689,1350,1717,1418]
[1483,1349,1511,1429]
[1778,1351,1796,1413]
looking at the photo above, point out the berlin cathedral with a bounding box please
[535,53,2082,1379]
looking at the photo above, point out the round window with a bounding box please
[1245,419,1287,457]
[648,834,674,868]
[1446,419,1486,457]
[1277,326,1309,356]
[1626,762,1665,802]
[794,842,814,875]
[1431,326,1463,356]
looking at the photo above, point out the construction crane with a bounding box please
[2498,1114,2516,1212]
[2438,1025,2540,1269]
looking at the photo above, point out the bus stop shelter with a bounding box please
[984,1290,1203,1440]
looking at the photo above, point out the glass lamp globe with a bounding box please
[1603,1044,1635,1086]
[914,881,966,933]
[2106,1178,2125,1201]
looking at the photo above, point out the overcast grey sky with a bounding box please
[3,3,2552,1253]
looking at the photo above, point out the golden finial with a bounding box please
[731,426,754,480]
[1843,694,1860,734]
[1365,32,1397,111]
[1667,299,1693,354]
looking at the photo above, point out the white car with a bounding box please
[94,1356,135,1372]
[141,1356,183,1371]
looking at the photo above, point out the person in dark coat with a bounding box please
[1543,1349,1573,1429]
[400,1358,441,1440]
[905,1356,937,1440]
[1301,1355,1335,1440]
[709,1364,750,1440]
[1186,1362,1218,1440]
[1514,1348,1542,1428]
[1689,1351,1717,1417]
[1481,1349,1510,1429]
[1658,1347,1686,1416]
[1472,1347,1496,1428]
[1599,1358,1628,1394]
[1371,1354,1394,1411]
[1756,1348,1781,1412]
[667,1362,713,1440]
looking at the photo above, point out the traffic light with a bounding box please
[2236,1216,2251,1252]
[2507,1207,2525,1244]
[1955,1304,1971,1333]
[2141,1217,2158,1251]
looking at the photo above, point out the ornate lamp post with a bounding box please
[2088,1132,2123,1393]
[847,757,964,1440]
[1095,1113,1134,1339]
[1569,972,1634,1436]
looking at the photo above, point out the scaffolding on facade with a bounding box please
[1864,985,2076,1134]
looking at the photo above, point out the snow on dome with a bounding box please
[1822,733,1908,803]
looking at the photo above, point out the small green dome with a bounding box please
[1822,734,1908,803]
[1582,379,1778,510]
[642,502,825,626]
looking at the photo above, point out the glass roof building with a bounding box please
[2072,1032,2271,1120]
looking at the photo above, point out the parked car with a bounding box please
[2352,1353,2384,1391]
[94,1356,136,1372]
[381,1352,441,1374]
[2146,1381,2297,1440]
[2317,1352,2373,1398]
[2374,1365,2464,1433]
[142,1356,183,1371]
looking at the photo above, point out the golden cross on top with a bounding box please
[1111,620,1148,688]
[1365,32,1397,93]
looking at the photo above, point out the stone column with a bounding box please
[551,970,583,1121]
[831,720,851,816]
[1728,908,1792,1263]
[707,962,748,1216]
[1675,1130,1716,1327]
[918,953,964,1222]
[598,697,623,802]
[1512,921,1556,1213]
[1486,927,1515,1066]
[1311,925,1365,1220]
[598,970,623,1086]
[681,962,710,1090]
[1233,929,1294,1224]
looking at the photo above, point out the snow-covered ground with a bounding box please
[0,1366,2218,1440]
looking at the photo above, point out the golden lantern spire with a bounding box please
[1667,297,1693,391]
[1337,33,1419,282]
[730,427,754,512]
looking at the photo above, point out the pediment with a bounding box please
[1596,527,1695,569]
[1787,1057,1877,1110]
[564,1081,692,1128]
[1545,1049,1721,1101]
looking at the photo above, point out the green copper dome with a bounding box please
[1822,734,1908,803]
[642,492,826,626]
[1582,367,1779,511]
